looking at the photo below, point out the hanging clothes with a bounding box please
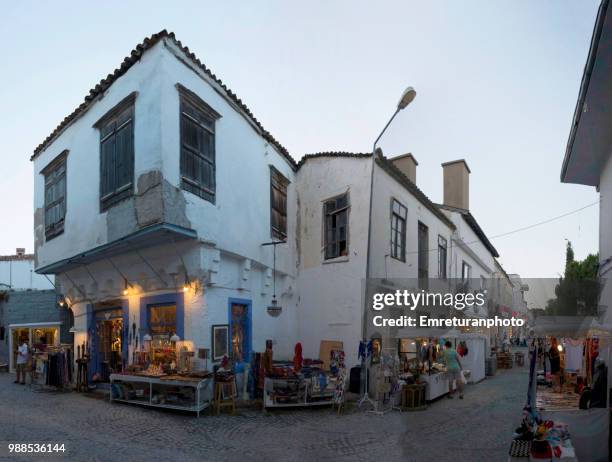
[563,340,583,373]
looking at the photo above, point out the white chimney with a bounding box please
[442,159,471,210]
[390,153,418,184]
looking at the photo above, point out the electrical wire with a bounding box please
[404,200,600,256]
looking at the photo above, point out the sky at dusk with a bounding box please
[0,1,601,278]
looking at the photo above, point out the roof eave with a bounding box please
[31,30,297,171]
[561,0,609,183]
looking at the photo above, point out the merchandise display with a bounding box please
[508,404,577,461]
[30,345,74,390]
[110,372,212,417]
[263,343,345,409]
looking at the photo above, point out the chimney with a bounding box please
[16,248,25,257]
[442,159,471,210]
[390,153,418,184]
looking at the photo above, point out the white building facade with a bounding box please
[561,1,612,323]
[32,31,507,375]
[32,32,299,382]
[0,248,54,291]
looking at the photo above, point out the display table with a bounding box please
[263,376,335,409]
[110,373,212,417]
[420,372,455,401]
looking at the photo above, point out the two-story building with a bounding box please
[31,30,506,376]
[32,31,298,382]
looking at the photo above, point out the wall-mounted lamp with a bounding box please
[122,278,133,296]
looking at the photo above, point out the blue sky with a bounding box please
[0,1,601,277]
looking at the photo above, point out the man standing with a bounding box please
[15,337,29,385]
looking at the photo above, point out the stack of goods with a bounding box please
[142,363,165,377]
[330,350,346,405]
[509,405,576,460]
[266,360,336,405]
[429,362,447,373]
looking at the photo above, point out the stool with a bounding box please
[401,383,427,411]
[214,379,236,415]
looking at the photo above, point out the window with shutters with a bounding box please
[324,193,349,260]
[390,199,407,261]
[417,222,429,289]
[462,261,472,290]
[270,166,289,239]
[95,93,136,211]
[438,235,448,279]
[43,151,68,240]
[178,84,221,203]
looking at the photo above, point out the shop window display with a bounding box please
[148,304,177,366]
[230,303,250,363]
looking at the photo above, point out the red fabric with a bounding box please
[293,342,303,372]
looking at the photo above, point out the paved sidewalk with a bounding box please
[0,364,527,462]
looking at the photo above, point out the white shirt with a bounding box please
[16,343,28,365]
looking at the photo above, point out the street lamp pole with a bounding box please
[359,87,417,409]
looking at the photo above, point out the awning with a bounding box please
[532,316,612,337]
[36,222,198,275]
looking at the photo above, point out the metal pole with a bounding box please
[359,107,401,410]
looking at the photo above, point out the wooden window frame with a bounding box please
[462,260,472,290]
[42,150,68,240]
[417,221,429,288]
[270,166,289,240]
[323,193,350,260]
[390,198,407,262]
[94,92,137,212]
[177,84,221,204]
[438,235,448,279]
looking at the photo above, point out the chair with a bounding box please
[214,374,236,415]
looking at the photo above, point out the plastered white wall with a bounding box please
[295,156,372,365]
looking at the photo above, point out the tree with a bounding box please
[546,242,599,316]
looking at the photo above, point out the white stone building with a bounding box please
[560,0,612,322]
[31,30,505,375]
[0,248,54,291]
[32,31,299,382]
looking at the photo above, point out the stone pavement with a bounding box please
[0,363,528,462]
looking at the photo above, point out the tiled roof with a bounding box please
[375,155,456,230]
[437,203,500,258]
[296,151,371,169]
[0,254,34,262]
[31,30,297,169]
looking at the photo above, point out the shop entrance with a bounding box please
[229,299,251,364]
[9,324,60,372]
[91,307,124,383]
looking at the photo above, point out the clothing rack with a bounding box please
[32,344,73,391]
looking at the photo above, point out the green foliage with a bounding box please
[546,242,599,316]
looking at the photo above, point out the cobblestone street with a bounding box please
[0,361,528,462]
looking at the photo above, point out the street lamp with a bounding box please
[359,86,417,410]
[372,87,417,153]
